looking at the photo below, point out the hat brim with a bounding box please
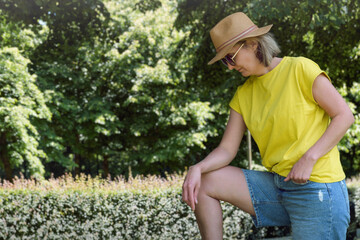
[208,24,273,65]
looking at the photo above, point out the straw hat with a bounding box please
[208,12,272,65]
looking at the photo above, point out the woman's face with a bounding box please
[225,40,262,77]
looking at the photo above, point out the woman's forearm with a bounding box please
[191,109,246,174]
[285,111,354,183]
[193,146,236,174]
[305,112,354,163]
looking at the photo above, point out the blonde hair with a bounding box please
[245,33,281,67]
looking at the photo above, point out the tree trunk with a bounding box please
[103,155,109,178]
[0,132,12,181]
[74,154,81,176]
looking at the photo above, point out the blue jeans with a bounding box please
[243,170,350,240]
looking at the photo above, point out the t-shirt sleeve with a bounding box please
[297,57,331,104]
[229,86,242,114]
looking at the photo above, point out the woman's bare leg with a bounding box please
[194,166,255,240]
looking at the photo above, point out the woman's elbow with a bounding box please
[349,113,355,126]
[345,109,355,128]
[332,108,354,130]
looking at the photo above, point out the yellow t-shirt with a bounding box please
[229,56,345,183]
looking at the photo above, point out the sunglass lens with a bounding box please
[221,56,235,67]
[221,59,228,66]
[225,55,235,66]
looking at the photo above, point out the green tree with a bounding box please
[0,47,51,180]
[0,0,358,179]
[0,0,217,177]
[94,0,217,176]
[0,12,51,180]
[0,0,113,178]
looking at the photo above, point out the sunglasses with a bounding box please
[221,42,245,66]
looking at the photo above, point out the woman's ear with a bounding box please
[245,39,258,51]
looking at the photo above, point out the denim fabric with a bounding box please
[243,169,350,240]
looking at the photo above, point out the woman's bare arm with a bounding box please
[182,109,247,210]
[285,73,354,183]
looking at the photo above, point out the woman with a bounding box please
[182,12,354,240]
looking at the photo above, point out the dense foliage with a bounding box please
[0,47,51,180]
[0,0,359,179]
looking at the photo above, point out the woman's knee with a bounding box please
[198,170,219,197]
[199,166,247,198]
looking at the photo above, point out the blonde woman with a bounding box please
[182,12,354,240]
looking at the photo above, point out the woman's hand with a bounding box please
[182,165,201,211]
[284,154,316,184]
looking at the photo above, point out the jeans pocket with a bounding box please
[291,180,309,185]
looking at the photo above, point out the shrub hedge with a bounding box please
[354,187,360,230]
[0,174,358,239]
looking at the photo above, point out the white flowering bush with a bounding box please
[8,174,360,239]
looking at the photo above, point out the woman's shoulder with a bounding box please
[284,56,320,67]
